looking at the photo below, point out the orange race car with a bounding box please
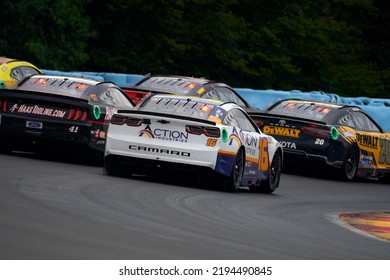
[0,57,41,88]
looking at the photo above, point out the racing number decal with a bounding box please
[206,138,217,147]
[379,137,390,164]
[69,126,79,133]
[259,138,269,171]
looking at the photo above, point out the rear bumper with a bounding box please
[0,114,103,152]
[283,149,343,169]
[104,154,217,177]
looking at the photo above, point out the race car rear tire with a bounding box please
[225,148,244,192]
[104,157,123,177]
[340,145,359,181]
[251,149,282,194]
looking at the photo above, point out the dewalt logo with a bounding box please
[263,125,301,138]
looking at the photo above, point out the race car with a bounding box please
[122,74,255,110]
[0,74,135,160]
[0,57,41,88]
[249,99,390,181]
[104,94,283,193]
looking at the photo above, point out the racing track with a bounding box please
[0,152,389,260]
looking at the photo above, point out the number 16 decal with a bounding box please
[259,138,269,171]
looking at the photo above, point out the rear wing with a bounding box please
[247,111,327,126]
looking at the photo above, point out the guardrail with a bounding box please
[42,70,390,132]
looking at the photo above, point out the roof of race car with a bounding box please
[135,94,232,121]
[134,75,219,95]
[15,75,111,98]
[0,57,15,64]
[268,99,359,121]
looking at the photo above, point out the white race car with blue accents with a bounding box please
[104,95,283,193]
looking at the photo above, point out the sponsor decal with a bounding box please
[26,121,43,129]
[9,103,66,118]
[356,133,379,148]
[91,129,106,139]
[379,137,390,164]
[105,107,116,121]
[343,131,355,138]
[228,133,242,146]
[279,141,297,149]
[129,145,190,157]
[228,127,258,147]
[138,124,188,142]
[360,153,374,165]
[263,125,300,138]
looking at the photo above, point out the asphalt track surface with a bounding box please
[0,151,389,260]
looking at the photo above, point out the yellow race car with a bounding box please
[0,57,41,88]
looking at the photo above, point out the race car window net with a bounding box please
[138,77,201,95]
[138,96,217,120]
[271,101,336,121]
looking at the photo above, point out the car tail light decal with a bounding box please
[67,107,75,120]
[110,114,127,125]
[301,125,330,138]
[203,127,221,137]
[0,98,6,112]
[110,114,142,126]
[186,125,220,138]
[253,119,264,127]
[186,125,203,135]
[66,106,88,122]
[74,108,82,121]
[126,117,143,127]
[123,90,148,105]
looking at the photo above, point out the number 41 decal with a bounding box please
[69,126,79,133]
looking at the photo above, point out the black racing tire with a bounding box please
[225,148,245,192]
[251,149,282,194]
[104,157,123,177]
[340,145,359,181]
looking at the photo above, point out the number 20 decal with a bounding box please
[315,138,325,145]
[259,138,269,171]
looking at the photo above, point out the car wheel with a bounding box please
[341,145,359,180]
[252,149,282,194]
[225,148,244,192]
[104,157,122,176]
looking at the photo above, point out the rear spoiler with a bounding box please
[0,88,89,104]
[247,111,328,125]
[117,110,216,126]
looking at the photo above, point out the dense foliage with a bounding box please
[1,0,388,97]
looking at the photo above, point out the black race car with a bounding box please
[0,75,135,160]
[249,99,390,181]
[122,75,255,111]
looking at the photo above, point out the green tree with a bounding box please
[0,0,94,70]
